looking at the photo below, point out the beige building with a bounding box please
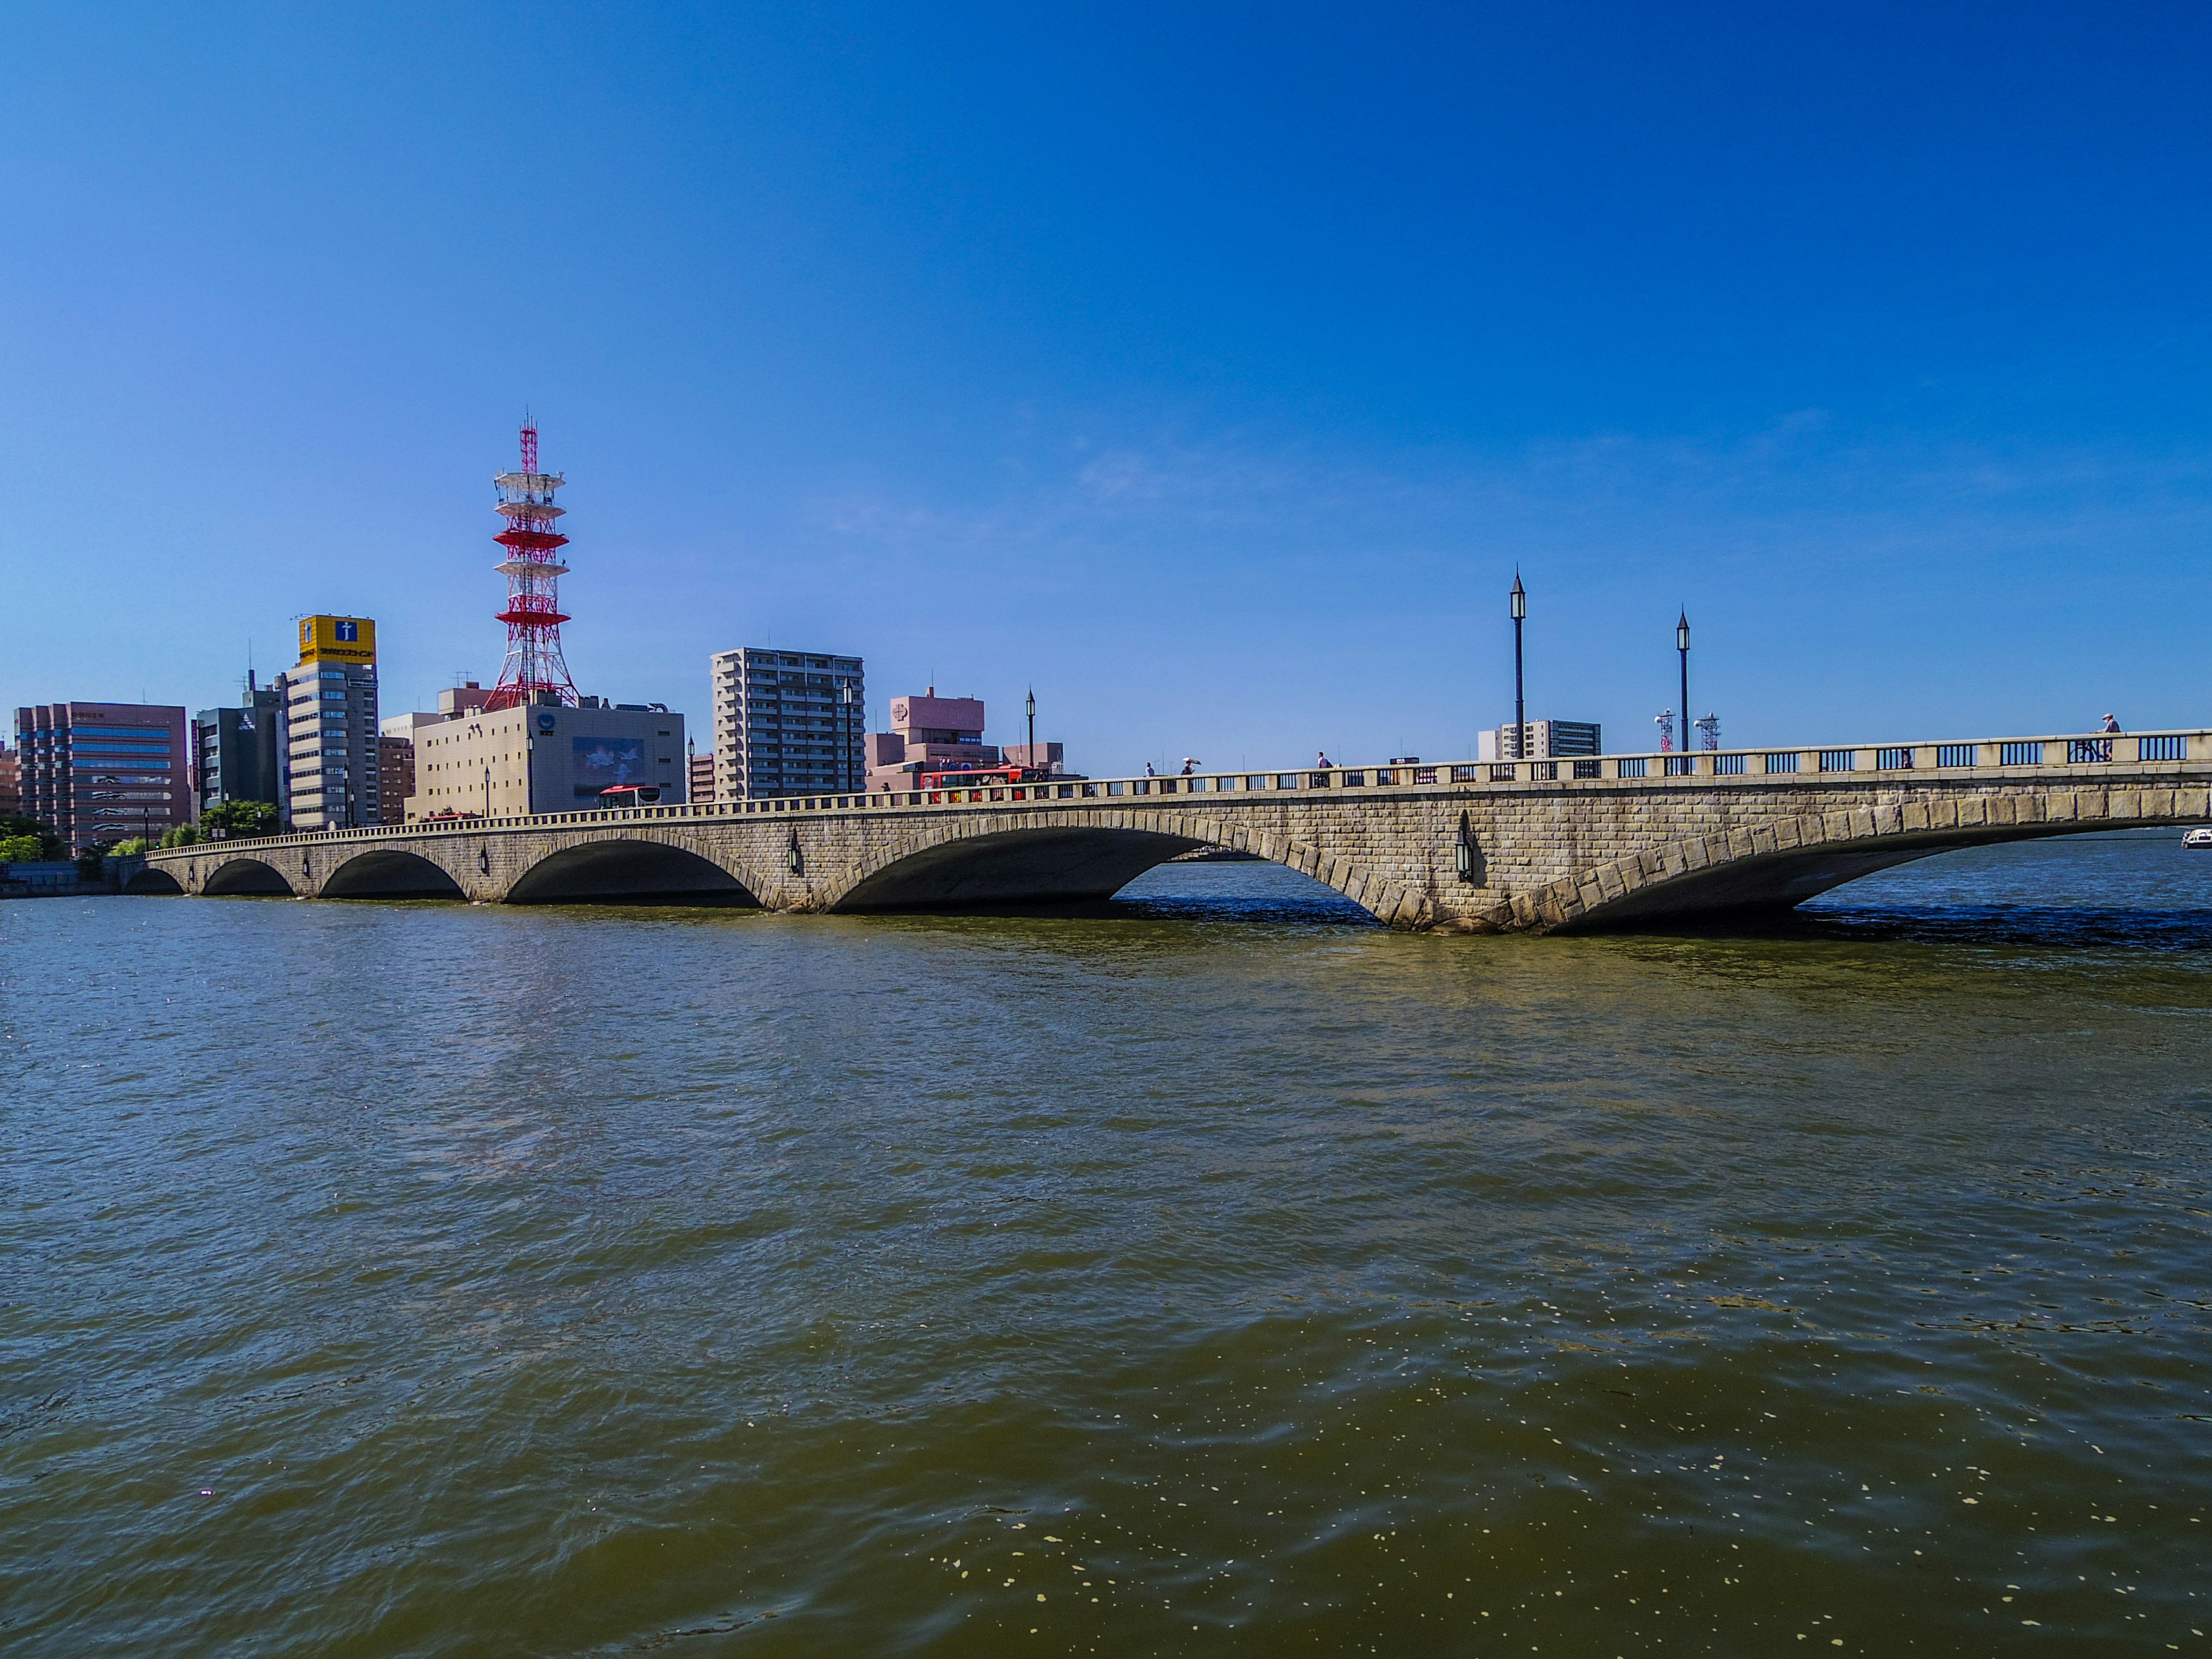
[406,698,686,820]
[382,681,491,744]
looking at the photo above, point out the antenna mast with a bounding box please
[486,418,577,710]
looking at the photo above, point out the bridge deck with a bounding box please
[156,728,2212,855]
[142,728,2212,932]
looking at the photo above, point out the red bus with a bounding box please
[915,764,1051,790]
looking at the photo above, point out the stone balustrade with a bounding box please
[140,728,2212,933]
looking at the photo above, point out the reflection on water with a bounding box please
[2,831,2207,1656]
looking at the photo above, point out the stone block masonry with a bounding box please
[142,734,2212,933]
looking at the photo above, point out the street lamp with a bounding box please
[1509,572,1527,760]
[1676,611,1691,767]
[1025,688,1037,774]
[838,683,855,790]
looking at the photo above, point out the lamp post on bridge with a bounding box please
[1676,611,1691,769]
[1025,688,1037,775]
[839,683,856,791]
[1509,572,1527,760]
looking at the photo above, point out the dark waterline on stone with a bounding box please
[3,833,2208,1655]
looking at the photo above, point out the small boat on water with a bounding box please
[2186,828,2212,850]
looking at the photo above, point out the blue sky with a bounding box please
[3,2,2207,772]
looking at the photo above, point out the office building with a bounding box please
[688,747,717,806]
[861,690,1068,791]
[862,689,993,790]
[0,743,18,817]
[407,698,685,819]
[381,681,491,744]
[12,702,190,849]
[1479,719,1602,762]
[710,647,865,800]
[192,671,283,819]
[1001,740,1066,772]
[377,736,415,825]
[276,616,381,831]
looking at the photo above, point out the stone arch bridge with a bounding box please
[140,729,2212,933]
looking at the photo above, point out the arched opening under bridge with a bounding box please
[121,866,184,895]
[321,849,467,900]
[834,825,1210,911]
[202,858,296,897]
[504,839,758,906]
[1555,823,2177,931]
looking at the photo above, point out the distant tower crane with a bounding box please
[485,419,577,710]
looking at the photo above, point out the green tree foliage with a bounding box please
[108,837,151,858]
[0,834,44,863]
[201,799,280,838]
[0,814,62,861]
[158,824,203,848]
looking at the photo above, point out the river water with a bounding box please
[3,834,2209,1656]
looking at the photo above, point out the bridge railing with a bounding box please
[146,728,2212,860]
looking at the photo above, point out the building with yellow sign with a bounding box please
[296,615,377,666]
[276,615,381,830]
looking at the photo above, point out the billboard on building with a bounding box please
[298,615,377,665]
[573,736,646,798]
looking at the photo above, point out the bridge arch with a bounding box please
[1526,801,2196,933]
[122,866,184,895]
[828,809,1433,924]
[202,857,296,897]
[834,823,1205,910]
[504,837,759,906]
[321,848,467,900]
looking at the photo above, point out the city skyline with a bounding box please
[4,5,2209,774]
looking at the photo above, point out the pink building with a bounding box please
[13,702,190,850]
[863,689,1069,792]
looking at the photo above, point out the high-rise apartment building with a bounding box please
[277,616,380,831]
[0,743,18,817]
[12,702,190,849]
[710,648,865,800]
[192,672,283,819]
[1478,719,1602,761]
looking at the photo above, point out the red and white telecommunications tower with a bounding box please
[486,419,578,710]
